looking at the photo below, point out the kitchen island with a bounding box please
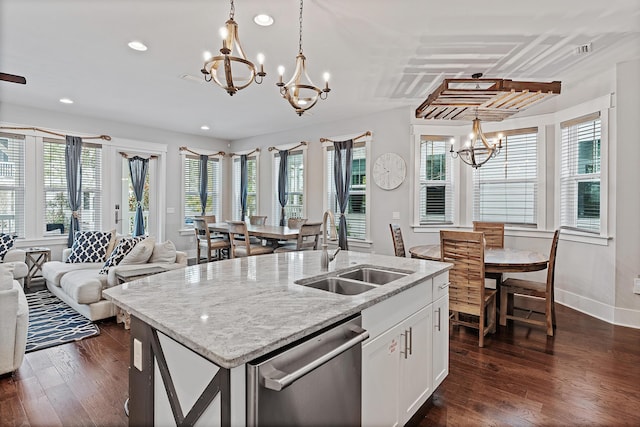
[104,250,451,426]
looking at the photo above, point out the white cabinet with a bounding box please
[432,293,449,389]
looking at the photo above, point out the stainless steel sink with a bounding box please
[297,277,376,295]
[337,267,409,285]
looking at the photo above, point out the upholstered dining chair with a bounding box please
[274,222,322,253]
[194,217,230,263]
[227,220,275,258]
[500,229,560,336]
[389,224,406,257]
[441,230,497,347]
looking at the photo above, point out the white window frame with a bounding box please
[0,132,25,237]
[180,152,223,228]
[271,145,307,225]
[322,132,372,243]
[231,152,260,221]
[417,134,455,225]
[555,95,610,240]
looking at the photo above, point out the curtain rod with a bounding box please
[119,152,158,160]
[179,146,225,157]
[319,130,371,143]
[0,126,111,141]
[267,141,308,152]
[228,148,260,157]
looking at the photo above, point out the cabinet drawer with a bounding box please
[432,272,449,301]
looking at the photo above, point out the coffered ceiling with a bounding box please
[1,0,638,140]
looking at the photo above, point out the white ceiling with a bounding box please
[1,0,639,141]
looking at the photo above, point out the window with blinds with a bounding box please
[232,156,258,220]
[183,155,220,227]
[473,128,538,225]
[326,143,367,240]
[419,137,454,224]
[0,133,25,237]
[43,139,102,234]
[272,150,305,223]
[560,113,601,233]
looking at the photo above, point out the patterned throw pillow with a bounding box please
[99,236,146,275]
[0,234,16,260]
[66,231,113,263]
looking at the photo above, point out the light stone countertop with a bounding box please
[103,250,450,368]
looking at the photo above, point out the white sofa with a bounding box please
[2,249,28,285]
[42,243,187,321]
[0,272,28,376]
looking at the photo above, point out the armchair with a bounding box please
[0,269,28,376]
[2,249,28,285]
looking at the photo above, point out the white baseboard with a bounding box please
[555,288,640,329]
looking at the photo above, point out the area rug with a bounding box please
[25,289,100,352]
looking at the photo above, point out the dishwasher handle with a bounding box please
[263,325,369,392]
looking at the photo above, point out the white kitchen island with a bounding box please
[103,250,451,426]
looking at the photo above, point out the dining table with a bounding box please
[207,222,300,242]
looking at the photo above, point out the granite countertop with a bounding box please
[103,250,450,369]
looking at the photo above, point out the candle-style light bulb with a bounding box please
[323,72,330,91]
[257,53,265,65]
[219,27,229,51]
[277,65,285,85]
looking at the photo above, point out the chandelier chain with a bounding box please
[298,0,304,54]
[229,0,235,19]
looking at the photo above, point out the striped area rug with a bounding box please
[25,289,100,353]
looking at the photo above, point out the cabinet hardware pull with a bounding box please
[408,327,413,356]
[436,308,441,331]
[438,282,450,290]
[401,330,409,359]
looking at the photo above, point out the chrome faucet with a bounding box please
[321,210,341,270]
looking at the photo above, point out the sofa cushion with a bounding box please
[42,261,103,286]
[67,231,113,263]
[60,270,107,305]
[99,236,146,275]
[0,266,13,291]
[121,237,156,265]
[0,234,16,260]
[149,240,177,264]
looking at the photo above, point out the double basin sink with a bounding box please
[294,265,412,296]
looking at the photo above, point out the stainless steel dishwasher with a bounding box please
[247,314,369,426]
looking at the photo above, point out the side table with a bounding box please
[25,247,51,289]
[114,266,169,329]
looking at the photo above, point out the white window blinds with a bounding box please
[0,133,25,237]
[560,113,601,233]
[232,156,258,220]
[473,128,538,225]
[419,137,454,224]
[43,139,102,234]
[183,155,220,226]
[326,143,367,240]
[272,150,305,223]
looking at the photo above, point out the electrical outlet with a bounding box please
[133,339,143,371]
[392,211,400,220]
[634,277,640,295]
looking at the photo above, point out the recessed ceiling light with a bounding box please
[128,41,148,51]
[253,14,274,26]
[59,98,74,104]
[200,125,210,130]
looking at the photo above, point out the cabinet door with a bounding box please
[362,325,401,427]
[398,306,432,425]
[432,293,449,390]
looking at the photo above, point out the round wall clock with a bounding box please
[373,152,406,190]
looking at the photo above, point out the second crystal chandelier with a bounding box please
[277,0,331,115]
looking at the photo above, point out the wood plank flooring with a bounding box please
[1,304,639,426]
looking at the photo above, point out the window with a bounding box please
[0,133,25,237]
[325,142,368,240]
[473,128,538,225]
[418,137,454,224]
[273,150,305,223]
[232,155,258,220]
[560,113,601,232]
[43,139,102,234]
[183,155,221,227]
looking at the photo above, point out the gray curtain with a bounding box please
[128,156,149,237]
[198,154,209,215]
[65,135,83,247]
[240,154,248,220]
[277,150,289,226]
[333,139,353,250]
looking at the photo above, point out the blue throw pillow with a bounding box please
[66,231,113,263]
[0,234,16,260]
[99,236,146,275]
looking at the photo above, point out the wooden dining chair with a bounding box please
[287,217,307,229]
[193,217,230,263]
[249,215,267,225]
[274,222,322,253]
[472,221,505,248]
[389,224,406,257]
[440,230,497,347]
[226,220,275,258]
[500,229,560,336]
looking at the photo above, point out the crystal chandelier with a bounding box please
[201,0,266,96]
[450,117,503,168]
[276,0,330,115]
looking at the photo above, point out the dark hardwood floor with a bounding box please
[1,303,639,426]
